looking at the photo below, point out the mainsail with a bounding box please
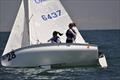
[3,0,29,56]
[28,0,86,44]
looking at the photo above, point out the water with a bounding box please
[0,30,120,80]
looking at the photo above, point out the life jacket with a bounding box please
[51,36,60,43]
[66,29,76,40]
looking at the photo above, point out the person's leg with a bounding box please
[66,39,73,43]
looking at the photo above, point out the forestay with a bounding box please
[28,0,86,44]
[3,0,29,56]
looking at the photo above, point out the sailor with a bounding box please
[66,23,77,43]
[48,31,63,43]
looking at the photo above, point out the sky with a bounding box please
[0,0,120,32]
[61,0,120,30]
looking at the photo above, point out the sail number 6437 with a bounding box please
[41,10,61,21]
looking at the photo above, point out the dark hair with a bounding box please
[72,23,76,26]
[53,31,57,36]
[69,23,76,28]
[53,31,63,36]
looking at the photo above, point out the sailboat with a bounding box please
[1,0,107,68]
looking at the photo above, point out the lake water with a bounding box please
[0,30,120,80]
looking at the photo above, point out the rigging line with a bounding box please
[29,14,33,22]
[29,14,40,44]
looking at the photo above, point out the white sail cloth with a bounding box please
[28,0,86,44]
[3,1,29,56]
[3,0,86,55]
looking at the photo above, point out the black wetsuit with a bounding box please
[66,29,76,43]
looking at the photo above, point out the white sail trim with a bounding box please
[29,0,86,44]
[3,0,27,56]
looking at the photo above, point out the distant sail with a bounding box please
[3,0,29,56]
[28,0,86,44]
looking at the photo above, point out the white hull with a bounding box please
[1,43,99,68]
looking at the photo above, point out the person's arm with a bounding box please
[69,29,76,36]
[57,37,61,43]
[56,31,63,36]
[48,38,52,42]
[72,28,77,34]
[47,39,50,42]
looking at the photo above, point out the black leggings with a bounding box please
[66,39,73,43]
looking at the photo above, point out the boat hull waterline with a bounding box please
[1,43,99,68]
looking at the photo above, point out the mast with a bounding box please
[23,0,30,45]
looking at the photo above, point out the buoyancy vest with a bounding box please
[51,36,60,43]
[66,29,76,40]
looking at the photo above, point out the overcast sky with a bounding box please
[0,0,120,32]
[61,0,120,30]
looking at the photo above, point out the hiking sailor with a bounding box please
[48,31,63,43]
[66,23,77,43]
